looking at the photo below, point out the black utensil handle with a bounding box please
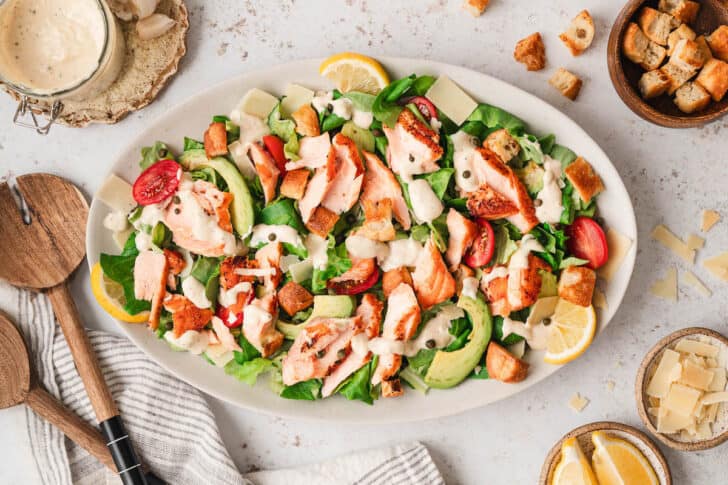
[100,416,148,485]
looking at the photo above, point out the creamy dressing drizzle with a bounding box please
[451,131,480,193]
[506,235,544,307]
[250,224,304,248]
[311,90,373,129]
[535,157,564,224]
[379,238,423,272]
[304,233,329,270]
[218,281,252,308]
[164,330,209,355]
[499,296,559,350]
[345,235,390,260]
[461,277,479,299]
[103,211,129,232]
[408,179,444,224]
[182,277,211,309]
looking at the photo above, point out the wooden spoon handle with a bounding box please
[46,282,118,421]
[25,386,116,471]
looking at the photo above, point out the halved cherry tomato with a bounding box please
[132,159,180,205]
[262,135,287,175]
[566,216,609,269]
[328,259,380,295]
[464,218,495,269]
[216,305,243,329]
[405,96,438,121]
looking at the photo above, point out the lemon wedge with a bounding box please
[591,431,659,485]
[319,52,389,94]
[544,299,596,365]
[90,262,149,323]
[551,437,598,485]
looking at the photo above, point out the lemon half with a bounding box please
[544,299,596,365]
[319,52,389,94]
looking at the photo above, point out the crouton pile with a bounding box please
[623,1,728,113]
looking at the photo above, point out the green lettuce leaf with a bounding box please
[373,74,416,127]
[259,198,306,233]
[139,141,171,170]
[422,168,454,199]
[190,257,222,308]
[280,378,322,400]
[224,358,274,385]
[99,233,150,315]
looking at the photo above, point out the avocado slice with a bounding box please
[424,294,492,389]
[341,121,375,153]
[515,161,545,196]
[276,295,355,340]
[538,270,558,298]
[178,150,255,237]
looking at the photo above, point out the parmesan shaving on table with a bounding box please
[686,234,705,250]
[597,228,633,282]
[701,210,721,232]
[682,270,712,297]
[651,224,695,264]
[568,393,590,413]
[650,267,677,301]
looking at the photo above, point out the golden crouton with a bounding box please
[483,128,520,163]
[381,378,404,398]
[667,23,696,56]
[383,267,413,298]
[514,33,546,71]
[463,0,489,16]
[564,157,604,203]
[622,23,651,65]
[358,198,396,242]
[278,281,314,317]
[204,122,228,158]
[658,0,700,24]
[305,206,339,238]
[486,342,529,383]
[558,266,597,307]
[291,104,320,137]
[707,25,728,62]
[279,169,310,200]
[637,7,672,46]
[559,10,595,56]
[675,82,712,113]
[696,58,728,102]
[549,68,583,100]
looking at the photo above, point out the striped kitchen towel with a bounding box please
[8,286,445,485]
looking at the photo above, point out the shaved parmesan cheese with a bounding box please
[675,339,720,358]
[682,270,712,297]
[686,233,705,250]
[647,349,681,398]
[112,227,134,251]
[703,252,728,282]
[606,380,615,391]
[651,224,695,264]
[231,88,279,120]
[568,392,589,412]
[701,210,720,232]
[699,391,728,405]
[507,339,526,359]
[657,408,694,433]
[679,360,715,390]
[281,83,314,117]
[663,383,702,416]
[597,228,633,282]
[650,267,677,301]
[709,367,727,392]
[96,174,136,214]
[592,288,607,310]
[425,76,478,125]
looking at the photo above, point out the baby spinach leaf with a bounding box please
[422,168,454,199]
[280,378,322,400]
[343,91,376,111]
[259,198,306,233]
[406,349,436,376]
[190,257,222,308]
[373,74,416,127]
[411,75,437,96]
[235,333,262,364]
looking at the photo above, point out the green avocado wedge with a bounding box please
[178,150,255,237]
[424,294,493,389]
[276,295,355,340]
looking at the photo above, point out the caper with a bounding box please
[542,317,551,326]
[576,28,586,39]
[409,154,415,162]
[425,339,436,349]
[534,199,543,207]
[337,349,346,359]
[173,195,181,205]
[316,349,326,358]
[268,233,277,241]
[174,208,181,215]
[462,170,471,179]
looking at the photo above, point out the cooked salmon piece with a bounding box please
[382,267,413,298]
[321,350,372,398]
[371,283,421,386]
[190,180,234,232]
[163,294,214,337]
[285,133,331,171]
[305,206,339,237]
[291,104,320,137]
[445,208,479,270]
[486,341,529,383]
[357,198,396,242]
[482,255,551,316]
[249,143,280,204]
[327,258,378,294]
[360,151,411,229]
[383,109,444,181]
[279,169,310,200]
[204,121,228,158]
[356,293,384,338]
[255,241,282,292]
[466,184,519,221]
[278,281,314,317]
[211,316,242,352]
[282,316,365,385]
[299,146,336,223]
[243,294,284,357]
[381,379,404,398]
[557,266,596,307]
[471,147,538,234]
[133,251,168,330]
[219,257,258,290]
[163,249,186,290]
[412,236,456,310]
[321,134,364,215]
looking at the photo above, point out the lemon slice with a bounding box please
[544,299,596,365]
[551,437,598,485]
[591,431,659,485]
[90,262,149,323]
[319,52,390,94]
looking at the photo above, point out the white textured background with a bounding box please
[1,0,728,483]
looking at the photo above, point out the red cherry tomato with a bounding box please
[132,159,180,206]
[566,216,609,269]
[216,305,243,329]
[407,96,438,121]
[262,135,288,175]
[464,218,496,268]
[334,266,380,295]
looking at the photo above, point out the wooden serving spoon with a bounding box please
[0,312,116,471]
[0,174,147,485]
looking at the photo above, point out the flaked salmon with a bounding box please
[482,254,551,316]
[383,109,443,181]
[356,293,384,339]
[243,294,283,357]
[360,151,411,229]
[412,236,456,309]
[445,208,478,270]
[249,143,280,204]
[285,133,331,171]
[321,134,364,215]
[299,146,336,223]
[254,241,282,292]
[163,294,214,337]
[133,250,168,330]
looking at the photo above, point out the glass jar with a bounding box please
[0,0,126,133]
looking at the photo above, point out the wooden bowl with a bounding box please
[635,327,728,451]
[539,421,672,485]
[607,0,728,128]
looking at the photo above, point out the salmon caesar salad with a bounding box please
[93,53,629,404]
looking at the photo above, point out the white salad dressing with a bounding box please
[345,235,390,261]
[279,255,301,273]
[451,131,480,193]
[181,277,211,309]
[331,97,353,119]
[312,91,373,129]
[506,235,544,308]
[227,113,270,178]
[350,333,370,356]
[103,211,129,232]
[461,276,479,299]
[243,304,273,329]
[311,91,334,113]
[304,233,329,270]
[379,238,423,272]
[499,296,558,350]
[430,117,442,132]
[535,157,564,224]
[218,281,252,308]
[250,224,304,248]
[131,202,167,252]
[352,109,373,129]
[164,330,209,355]
[408,179,444,224]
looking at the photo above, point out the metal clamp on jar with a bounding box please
[0,0,125,134]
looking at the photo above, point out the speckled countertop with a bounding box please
[1,1,727,483]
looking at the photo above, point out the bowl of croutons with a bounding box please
[608,0,728,127]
